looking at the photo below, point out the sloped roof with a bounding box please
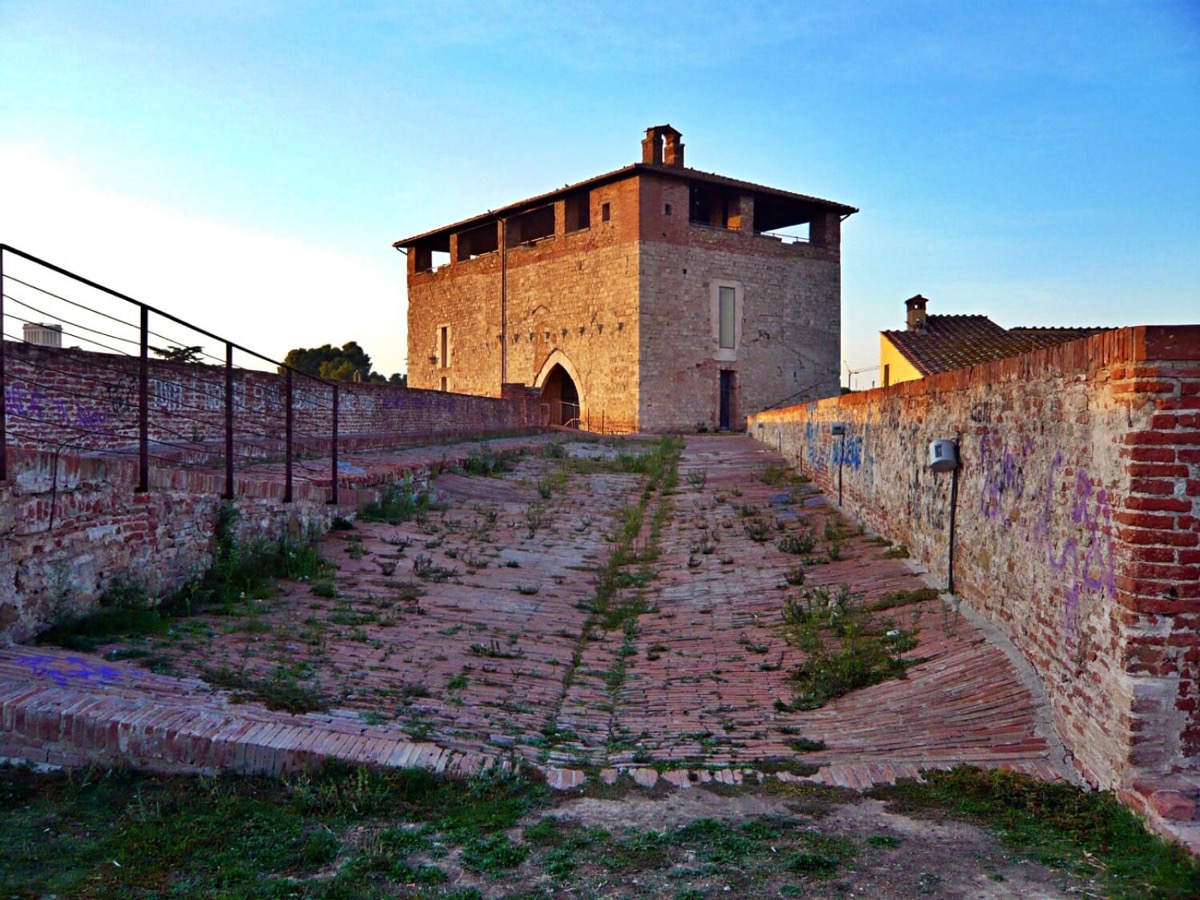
[882,316,1111,376]
[392,162,857,248]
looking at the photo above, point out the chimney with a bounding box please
[905,294,929,331]
[641,125,684,168]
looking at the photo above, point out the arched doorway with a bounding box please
[541,364,580,427]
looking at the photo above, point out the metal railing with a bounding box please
[0,244,339,503]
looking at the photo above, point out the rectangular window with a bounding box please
[883,364,890,387]
[440,376,448,392]
[456,222,498,261]
[601,202,611,222]
[564,192,590,232]
[718,287,736,349]
[505,205,555,247]
[439,326,450,368]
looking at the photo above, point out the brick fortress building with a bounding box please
[394,126,857,432]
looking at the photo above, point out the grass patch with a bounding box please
[197,662,329,712]
[359,473,442,524]
[778,529,816,555]
[1,760,1188,897]
[38,505,329,652]
[869,766,1200,898]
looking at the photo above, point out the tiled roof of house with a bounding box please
[882,316,1110,376]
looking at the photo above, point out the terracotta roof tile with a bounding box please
[883,316,1111,376]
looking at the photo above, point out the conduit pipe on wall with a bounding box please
[928,437,961,594]
[831,423,846,506]
[500,217,508,387]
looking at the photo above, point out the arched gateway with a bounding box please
[535,353,582,427]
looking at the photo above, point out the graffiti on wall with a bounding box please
[802,406,875,486]
[978,432,1033,521]
[5,381,113,438]
[1033,453,1116,640]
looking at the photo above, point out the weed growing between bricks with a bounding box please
[38,503,329,652]
[359,473,446,525]
[3,759,1193,898]
[541,436,684,763]
[780,583,921,710]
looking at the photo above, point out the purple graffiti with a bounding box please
[979,434,1031,520]
[5,381,114,437]
[1035,453,1115,640]
[16,654,126,686]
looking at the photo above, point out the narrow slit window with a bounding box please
[718,286,736,349]
[439,326,450,368]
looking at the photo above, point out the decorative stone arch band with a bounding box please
[534,349,584,428]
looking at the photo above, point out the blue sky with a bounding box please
[1,0,1196,385]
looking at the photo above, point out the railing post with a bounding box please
[138,305,149,492]
[284,367,293,503]
[330,383,339,505]
[224,342,234,500]
[0,247,7,483]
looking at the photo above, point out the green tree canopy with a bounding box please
[280,342,404,386]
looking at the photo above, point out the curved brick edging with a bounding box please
[0,649,512,778]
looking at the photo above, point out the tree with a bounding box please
[280,341,405,386]
[281,341,373,381]
[152,345,204,363]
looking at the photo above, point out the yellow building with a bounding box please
[879,295,1107,387]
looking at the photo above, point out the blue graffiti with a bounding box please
[832,434,864,470]
[5,382,113,436]
[16,654,126,686]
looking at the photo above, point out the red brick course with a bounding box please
[751,325,1200,835]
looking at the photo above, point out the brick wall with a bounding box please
[1,342,541,643]
[0,446,339,644]
[3,341,536,458]
[749,326,1200,818]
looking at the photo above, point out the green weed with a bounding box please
[870,766,1200,897]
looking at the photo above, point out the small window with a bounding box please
[664,203,673,216]
[601,202,611,222]
[718,287,736,350]
[440,376,448,392]
[438,326,450,368]
[883,364,890,387]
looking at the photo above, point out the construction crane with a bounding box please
[843,360,879,392]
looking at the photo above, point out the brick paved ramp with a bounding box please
[0,434,1069,792]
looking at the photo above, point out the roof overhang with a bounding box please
[392,163,858,248]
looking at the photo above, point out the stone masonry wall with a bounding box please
[749,326,1200,818]
[2,342,540,643]
[406,178,642,430]
[0,446,338,644]
[405,171,845,434]
[638,175,841,431]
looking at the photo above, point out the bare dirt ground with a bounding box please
[520,785,1102,899]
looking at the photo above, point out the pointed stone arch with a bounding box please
[535,350,583,427]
